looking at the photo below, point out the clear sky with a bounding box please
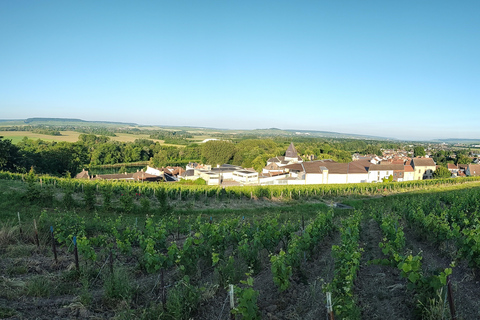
[1,1,479,140]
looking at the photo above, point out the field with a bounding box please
[0,130,188,147]
[1,177,480,319]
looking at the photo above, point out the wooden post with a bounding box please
[177,216,180,239]
[161,268,166,307]
[17,212,23,236]
[230,284,235,320]
[302,215,305,233]
[447,275,457,320]
[326,292,334,320]
[50,226,58,263]
[73,236,80,271]
[34,219,40,248]
[109,249,114,275]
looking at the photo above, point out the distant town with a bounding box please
[76,142,480,186]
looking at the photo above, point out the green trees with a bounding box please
[414,146,426,157]
[0,136,20,171]
[456,154,471,165]
[433,166,451,178]
[201,140,236,165]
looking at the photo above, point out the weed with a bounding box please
[417,288,448,320]
[79,277,93,306]
[6,261,28,276]
[103,268,134,302]
[26,275,51,297]
[164,276,202,320]
[0,306,17,318]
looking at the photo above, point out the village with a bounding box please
[76,143,480,186]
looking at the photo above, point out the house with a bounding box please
[411,158,436,180]
[262,162,284,174]
[232,169,259,185]
[266,143,303,168]
[145,166,185,182]
[404,165,415,181]
[447,163,459,175]
[91,171,161,182]
[186,162,212,171]
[368,164,405,182]
[466,164,480,177]
[283,159,369,185]
[75,169,90,179]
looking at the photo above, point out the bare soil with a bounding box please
[355,219,415,320]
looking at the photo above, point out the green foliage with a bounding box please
[201,140,236,165]
[414,146,426,157]
[325,213,362,319]
[193,178,206,185]
[103,268,133,301]
[119,191,134,213]
[83,184,96,210]
[26,276,51,297]
[232,274,261,320]
[433,166,451,179]
[164,276,202,320]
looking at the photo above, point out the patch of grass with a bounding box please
[6,260,28,275]
[103,268,134,302]
[0,276,26,299]
[5,244,35,258]
[0,306,17,318]
[26,275,51,297]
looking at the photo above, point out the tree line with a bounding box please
[0,133,406,177]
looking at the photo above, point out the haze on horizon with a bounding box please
[1,1,479,141]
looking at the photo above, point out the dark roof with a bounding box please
[93,173,135,180]
[132,171,162,181]
[285,143,298,158]
[411,158,436,167]
[182,169,196,177]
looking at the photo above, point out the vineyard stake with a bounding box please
[50,226,58,263]
[73,236,80,271]
[34,219,40,248]
[177,216,180,239]
[447,275,456,320]
[326,292,335,320]
[17,212,23,236]
[229,284,235,320]
[109,249,114,275]
[161,268,166,307]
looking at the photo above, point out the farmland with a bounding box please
[0,130,188,147]
[1,174,480,319]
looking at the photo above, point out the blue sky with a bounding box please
[0,1,479,140]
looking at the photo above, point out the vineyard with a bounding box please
[1,176,480,319]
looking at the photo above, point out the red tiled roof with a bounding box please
[447,163,458,170]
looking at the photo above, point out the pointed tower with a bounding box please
[285,143,301,163]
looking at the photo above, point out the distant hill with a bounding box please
[432,138,480,145]
[0,118,137,127]
[24,118,138,126]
